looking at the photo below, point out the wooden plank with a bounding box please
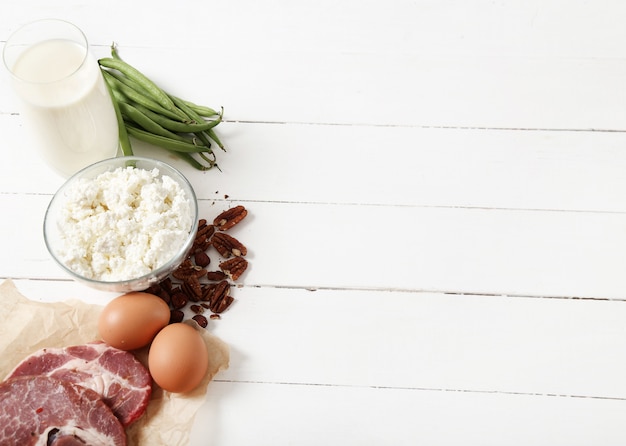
[11,279,626,399]
[3,0,626,59]
[189,381,626,445]
[2,115,626,214]
[3,48,618,130]
[2,2,626,129]
[204,287,626,399]
[180,123,626,213]
[5,194,625,298]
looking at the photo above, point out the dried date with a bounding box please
[172,259,207,281]
[212,232,247,258]
[192,314,209,328]
[200,283,218,302]
[190,304,205,314]
[213,205,247,231]
[169,310,184,324]
[206,270,228,281]
[192,222,215,253]
[194,251,211,267]
[219,257,248,281]
[206,280,230,309]
[207,280,233,313]
[170,291,188,310]
[181,275,203,301]
[214,295,234,314]
[145,207,251,328]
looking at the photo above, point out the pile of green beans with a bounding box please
[99,45,224,171]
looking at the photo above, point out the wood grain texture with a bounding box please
[3,194,626,299]
[189,381,626,445]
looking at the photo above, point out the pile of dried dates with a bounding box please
[144,205,249,328]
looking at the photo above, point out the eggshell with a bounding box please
[98,292,170,351]
[148,323,209,393]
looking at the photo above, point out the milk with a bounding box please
[10,39,118,177]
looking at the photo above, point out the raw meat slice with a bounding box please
[6,342,151,426]
[0,375,126,446]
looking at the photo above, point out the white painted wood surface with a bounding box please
[2,1,626,444]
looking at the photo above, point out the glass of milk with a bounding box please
[3,19,119,177]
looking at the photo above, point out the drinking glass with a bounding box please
[3,19,119,177]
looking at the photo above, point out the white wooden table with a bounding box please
[3,1,626,444]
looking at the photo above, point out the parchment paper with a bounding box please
[0,279,229,446]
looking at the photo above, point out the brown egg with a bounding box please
[98,292,170,351]
[148,323,209,393]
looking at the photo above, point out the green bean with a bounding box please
[172,97,225,151]
[207,127,225,151]
[198,151,220,171]
[119,102,195,144]
[110,43,122,60]
[168,95,214,148]
[103,51,189,121]
[132,102,222,133]
[172,151,215,171]
[103,73,132,156]
[125,125,210,153]
[99,45,225,171]
[178,98,219,117]
[102,71,184,121]
[107,86,127,109]
[127,125,216,170]
[108,69,191,123]
[169,94,203,124]
[105,68,153,99]
[99,57,179,113]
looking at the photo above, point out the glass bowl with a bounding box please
[43,156,199,292]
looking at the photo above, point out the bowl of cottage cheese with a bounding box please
[43,156,199,292]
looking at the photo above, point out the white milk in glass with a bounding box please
[10,38,118,177]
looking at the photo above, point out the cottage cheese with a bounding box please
[57,166,193,281]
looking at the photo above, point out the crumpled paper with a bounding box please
[0,279,229,446]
